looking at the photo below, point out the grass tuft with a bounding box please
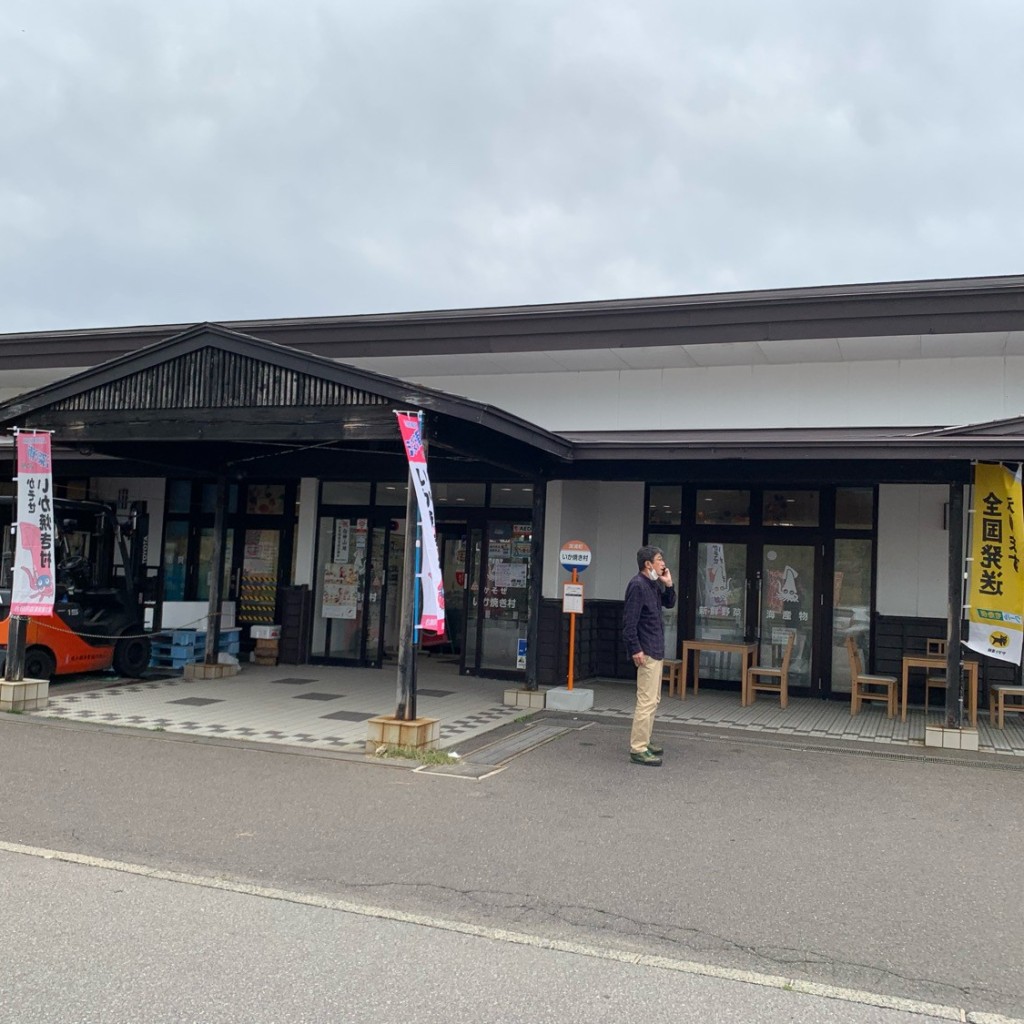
[374,744,457,765]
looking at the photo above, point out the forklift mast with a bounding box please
[0,496,146,609]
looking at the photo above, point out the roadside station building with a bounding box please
[3,274,1024,703]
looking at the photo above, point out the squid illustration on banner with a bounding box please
[10,432,57,616]
[394,411,446,635]
[965,462,1024,664]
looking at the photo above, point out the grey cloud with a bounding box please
[1,0,1022,331]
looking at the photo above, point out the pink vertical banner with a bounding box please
[11,432,56,616]
[394,412,446,634]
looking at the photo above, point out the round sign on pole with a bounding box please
[559,539,592,573]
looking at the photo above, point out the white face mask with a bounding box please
[646,567,660,581]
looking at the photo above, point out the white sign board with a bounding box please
[562,582,584,614]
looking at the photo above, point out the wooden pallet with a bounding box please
[149,628,242,668]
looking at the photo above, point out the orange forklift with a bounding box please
[0,497,152,681]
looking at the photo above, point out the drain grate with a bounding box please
[463,723,572,765]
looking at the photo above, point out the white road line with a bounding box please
[0,839,1017,1024]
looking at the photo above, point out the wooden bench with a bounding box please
[989,684,1024,729]
[661,659,684,699]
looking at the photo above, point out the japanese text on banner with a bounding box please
[394,412,445,635]
[965,462,1024,664]
[11,432,57,616]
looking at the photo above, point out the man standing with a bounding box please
[622,545,676,766]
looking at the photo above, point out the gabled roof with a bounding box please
[0,323,573,478]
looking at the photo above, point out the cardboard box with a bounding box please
[250,625,281,640]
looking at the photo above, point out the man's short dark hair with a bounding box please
[636,545,663,571]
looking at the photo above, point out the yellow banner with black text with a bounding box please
[965,462,1024,664]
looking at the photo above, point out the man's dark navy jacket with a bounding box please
[622,572,677,660]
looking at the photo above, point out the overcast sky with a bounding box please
[2,1,1022,333]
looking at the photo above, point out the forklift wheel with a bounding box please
[112,634,152,678]
[24,646,56,682]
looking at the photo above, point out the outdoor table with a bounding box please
[680,639,759,700]
[900,654,979,725]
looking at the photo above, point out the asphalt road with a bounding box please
[0,711,1021,1020]
[1,849,976,1024]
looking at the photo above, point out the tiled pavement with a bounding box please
[32,659,525,755]
[30,661,1024,758]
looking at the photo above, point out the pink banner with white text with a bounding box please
[11,432,56,616]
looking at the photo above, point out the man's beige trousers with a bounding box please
[629,657,663,753]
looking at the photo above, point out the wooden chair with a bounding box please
[846,636,896,718]
[746,631,795,708]
[989,683,1024,729]
[923,638,948,708]
[661,659,684,699]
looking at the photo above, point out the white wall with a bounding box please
[542,480,645,600]
[293,477,319,586]
[413,355,1024,432]
[877,484,950,618]
[162,601,236,630]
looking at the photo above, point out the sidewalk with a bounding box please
[29,660,1024,758]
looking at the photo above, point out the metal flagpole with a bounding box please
[395,411,426,722]
[4,429,25,682]
[396,463,418,721]
[945,480,965,728]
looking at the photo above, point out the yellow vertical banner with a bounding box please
[965,462,1024,664]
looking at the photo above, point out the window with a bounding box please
[697,490,750,525]
[836,487,874,529]
[648,486,682,525]
[762,490,819,527]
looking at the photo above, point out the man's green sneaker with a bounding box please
[647,742,664,755]
[630,749,663,766]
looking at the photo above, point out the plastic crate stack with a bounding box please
[149,627,242,669]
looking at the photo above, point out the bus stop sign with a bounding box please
[559,540,592,573]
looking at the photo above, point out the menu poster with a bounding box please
[322,561,359,619]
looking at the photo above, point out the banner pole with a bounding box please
[4,429,25,682]
[396,461,418,721]
[945,480,965,728]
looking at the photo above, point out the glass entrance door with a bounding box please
[689,538,820,692]
[758,542,816,692]
[694,541,749,683]
[829,538,874,695]
[438,525,468,659]
[462,520,531,677]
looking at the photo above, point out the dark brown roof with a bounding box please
[3,273,1024,369]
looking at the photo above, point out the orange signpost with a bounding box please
[559,540,592,692]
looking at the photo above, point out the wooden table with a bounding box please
[680,639,759,700]
[900,654,979,725]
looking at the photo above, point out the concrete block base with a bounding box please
[925,724,980,751]
[0,677,49,712]
[503,688,548,709]
[545,686,594,712]
[366,715,440,754]
[183,662,241,680]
